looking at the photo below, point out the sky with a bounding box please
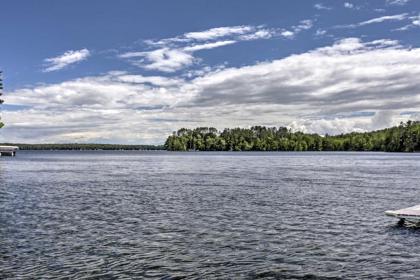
[1,0,420,144]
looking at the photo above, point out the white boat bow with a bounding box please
[386,204,420,225]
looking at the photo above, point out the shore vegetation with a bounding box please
[165,121,420,152]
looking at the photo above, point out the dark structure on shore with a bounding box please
[0,71,19,156]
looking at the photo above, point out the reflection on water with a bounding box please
[1,151,420,279]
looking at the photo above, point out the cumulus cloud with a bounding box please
[119,48,195,73]
[288,112,409,136]
[43,49,90,72]
[281,30,295,38]
[6,38,420,143]
[119,41,237,73]
[119,25,278,72]
[6,72,188,110]
[119,22,317,72]
[182,38,417,109]
[280,19,313,39]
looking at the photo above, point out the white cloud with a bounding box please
[43,49,90,72]
[7,38,420,143]
[281,20,313,39]
[143,26,254,47]
[315,29,327,36]
[281,30,295,38]
[238,29,274,40]
[183,40,236,52]
[183,64,227,79]
[114,73,184,87]
[119,40,237,73]
[386,0,410,6]
[344,2,360,9]
[288,112,409,135]
[338,13,409,28]
[314,3,332,10]
[344,2,354,9]
[7,72,187,110]
[120,25,278,72]
[295,20,313,31]
[359,13,408,25]
[184,26,253,41]
[119,48,195,72]
[394,14,420,31]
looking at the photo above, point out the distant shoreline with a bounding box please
[3,148,418,153]
[0,143,164,151]
[3,121,420,152]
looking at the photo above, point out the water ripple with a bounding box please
[1,151,420,279]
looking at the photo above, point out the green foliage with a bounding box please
[164,121,420,152]
[0,71,4,128]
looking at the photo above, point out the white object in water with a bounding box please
[385,204,420,226]
[0,146,19,156]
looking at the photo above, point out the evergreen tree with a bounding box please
[0,71,4,129]
[164,122,420,152]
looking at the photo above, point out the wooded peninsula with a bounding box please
[164,121,420,152]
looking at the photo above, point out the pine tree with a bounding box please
[0,71,4,128]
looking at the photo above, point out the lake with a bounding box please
[1,151,420,279]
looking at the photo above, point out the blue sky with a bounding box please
[1,0,420,144]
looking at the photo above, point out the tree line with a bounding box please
[164,121,420,152]
[0,71,4,129]
[0,143,164,151]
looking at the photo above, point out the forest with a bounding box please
[164,121,420,152]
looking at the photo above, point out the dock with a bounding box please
[385,204,420,226]
[0,146,19,156]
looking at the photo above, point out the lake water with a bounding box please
[1,151,420,279]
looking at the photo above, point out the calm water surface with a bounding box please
[1,151,420,279]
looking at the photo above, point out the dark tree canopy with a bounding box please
[0,71,4,129]
[165,121,420,152]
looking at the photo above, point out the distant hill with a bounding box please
[164,121,420,152]
[0,143,164,151]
